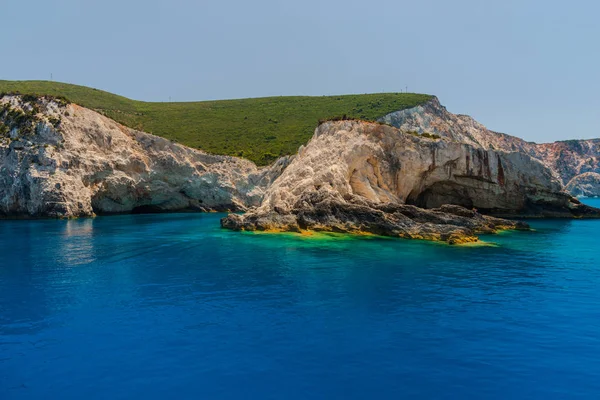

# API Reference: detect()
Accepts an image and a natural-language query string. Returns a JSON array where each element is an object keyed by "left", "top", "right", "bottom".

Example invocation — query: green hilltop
[{"left": 0, "top": 80, "right": 433, "bottom": 165}]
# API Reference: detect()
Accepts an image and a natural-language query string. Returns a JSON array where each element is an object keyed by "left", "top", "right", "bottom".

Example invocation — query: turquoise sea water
[{"left": 1, "top": 199, "right": 600, "bottom": 399}]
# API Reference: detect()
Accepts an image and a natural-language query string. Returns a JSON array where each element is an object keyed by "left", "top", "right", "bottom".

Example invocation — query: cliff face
[
  {"left": 221, "top": 121, "right": 597, "bottom": 243},
  {"left": 380, "top": 97, "right": 600, "bottom": 195},
  {"left": 257, "top": 121, "right": 578, "bottom": 216},
  {"left": 0, "top": 96, "right": 288, "bottom": 218}
]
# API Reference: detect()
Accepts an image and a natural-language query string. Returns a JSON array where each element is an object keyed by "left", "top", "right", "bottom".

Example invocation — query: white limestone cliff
[
  {"left": 0, "top": 96, "right": 288, "bottom": 217},
  {"left": 256, "top": 120, "right": 579, "bottom": 217}
]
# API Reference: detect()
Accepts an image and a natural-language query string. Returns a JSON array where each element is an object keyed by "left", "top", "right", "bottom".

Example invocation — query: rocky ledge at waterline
[
  {"left": 222, "top": 190, "right": 530, "bottom": 245},
  {"left": 222, "top": 120, "right": 599, "bottom": 243},
  {"left": 0, "top": 95, "right": 289, "bottom": 217}
]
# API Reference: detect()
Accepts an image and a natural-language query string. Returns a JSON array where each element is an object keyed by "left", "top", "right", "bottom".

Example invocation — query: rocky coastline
[
  {"left": 220, "top": 120, "right": 599, "bottom": 243},
  {"left": 2, "top": 94, "right": 600, "bottom": 244}
]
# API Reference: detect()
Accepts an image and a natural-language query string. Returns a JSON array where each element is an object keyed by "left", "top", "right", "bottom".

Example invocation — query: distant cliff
[
  {"left": 380, "top": 97, "right": 600, "bottom": 196},
  {"left": 566, "top": 172, "right": 600, "bottom": 197}
]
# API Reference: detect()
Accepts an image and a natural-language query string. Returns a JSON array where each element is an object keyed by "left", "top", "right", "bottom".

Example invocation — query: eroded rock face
[
  {"left": 221, "top": 120, "right": 598, "bottom": 243},
  {"left": 0, "top": 96, "right": 289, "bottom": 218},
  {"left": 256, "top": 121, "right": 589, "bottom": 217},
  {"left": 380, "top": 97, "right": 600, "bottom": 196}
]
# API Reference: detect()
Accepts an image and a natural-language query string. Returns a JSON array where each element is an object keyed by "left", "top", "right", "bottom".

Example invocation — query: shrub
[
  {"left": 404, "top": 130, "right": 440, "bottom": 140},
  {"left": 421, "top": 132, "right": 441, "bottom": 140},
  {"left": 22, "top": 94, "right": 39, "bottom": 103},
  {"left": 48, "top": 116, "right": 61, "bottom": 128},
  {"left": 259, "top": 151, "right": 279, "bottom": 165}
]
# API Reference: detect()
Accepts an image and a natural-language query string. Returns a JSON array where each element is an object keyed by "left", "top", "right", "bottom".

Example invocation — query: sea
[{"left": 1, "top": 199, "right": 600, "bottom": 399}]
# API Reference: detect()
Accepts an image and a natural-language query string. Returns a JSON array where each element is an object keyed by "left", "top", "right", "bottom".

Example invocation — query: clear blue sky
[{"left": 3, "top": 0, "right": 599, "bottom": 143}]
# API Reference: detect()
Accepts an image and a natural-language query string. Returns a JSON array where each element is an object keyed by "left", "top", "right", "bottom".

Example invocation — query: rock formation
[
  {"left": 221, "top": 120, "right": 598, "bottom": 243},
  {"left": 0, "top": 95, "right": 289, "bottom": 218},
  {"left": 3, "top": 94, "right": 599, "bottom": 245},
  {"left": 565, "top": 172, "right": 600, "bottom": 198},
  {"left": 221, "top": 188, "right": 530, "bottom": 244},
  {"left": 380, "top": 97, "right": 600, "bottom": 196}
]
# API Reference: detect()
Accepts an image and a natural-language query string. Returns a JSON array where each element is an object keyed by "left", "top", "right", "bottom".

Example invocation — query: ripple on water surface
[{"left": 1, "top": 200, "right": 600, "bottom": 399}]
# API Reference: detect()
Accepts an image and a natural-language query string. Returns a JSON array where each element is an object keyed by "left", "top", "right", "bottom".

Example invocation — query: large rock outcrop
[
  {"left": 0, "top": 96, "right": 289, "bottom": 218},
  {"left": 221, "top": 120, "right": 598, "bottom": 243},
  {"left": 221, "top": 188, "right": 530, "bottom": 244},
  {"left": 380, "top": 97, "right": 600, "bottom": 196}
]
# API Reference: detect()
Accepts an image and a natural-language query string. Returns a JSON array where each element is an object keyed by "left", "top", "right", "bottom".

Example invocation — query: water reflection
[{"left": 55, "top": 219, "right": 96, "bottom": 266}]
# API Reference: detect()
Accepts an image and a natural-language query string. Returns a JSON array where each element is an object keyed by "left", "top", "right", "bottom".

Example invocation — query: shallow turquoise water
[{"left": 1, "top": 199, "right": 600, "bottom": 399}]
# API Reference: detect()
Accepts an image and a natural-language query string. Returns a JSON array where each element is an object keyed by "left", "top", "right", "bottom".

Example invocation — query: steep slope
[
  {"left": 0, "top": 80, "right": 432, "bottom": 165},
  {"left": 0, "top": 95, "right": 288, "bottom": 217},
  {"left": 380, "top": 97, "right": 600, "bottom": 195},
  {"left": 222, "top": 121, "right": 598, "bottom": 243}
]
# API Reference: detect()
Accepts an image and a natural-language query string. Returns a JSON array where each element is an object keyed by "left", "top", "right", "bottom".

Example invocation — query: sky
[{"left": 2, "top": 0, "right": 599, "bottom": 143}]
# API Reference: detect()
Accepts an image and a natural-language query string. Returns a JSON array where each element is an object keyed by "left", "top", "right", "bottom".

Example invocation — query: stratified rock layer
[{"left": 0, "top": 96, "right": 288, "bottom": 217}]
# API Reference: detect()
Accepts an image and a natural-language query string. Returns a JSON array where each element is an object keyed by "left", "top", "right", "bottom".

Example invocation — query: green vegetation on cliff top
[{"left": 0, "top": 80, "right": 433, "bottom": 165}]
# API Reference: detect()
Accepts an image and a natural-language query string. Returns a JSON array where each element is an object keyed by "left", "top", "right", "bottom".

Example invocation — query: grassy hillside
[{"left": 0, "top": 80, "right": 433, "bottom": 165}]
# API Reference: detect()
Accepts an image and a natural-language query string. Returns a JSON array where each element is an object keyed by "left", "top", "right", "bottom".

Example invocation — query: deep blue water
[{"left": 1, "top": 200, "right": 600, "bottom": 399}]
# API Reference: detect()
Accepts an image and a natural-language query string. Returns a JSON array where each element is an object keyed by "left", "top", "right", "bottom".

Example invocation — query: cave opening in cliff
[
  {"left": 91, "top": 204, "right": 168, "bottom": 215},
  {"left": 130, "top": 205, "right": 166, "bottom": 214},
  {"left": 408, "top": 181, "right": 475, "bottom": 209}
]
